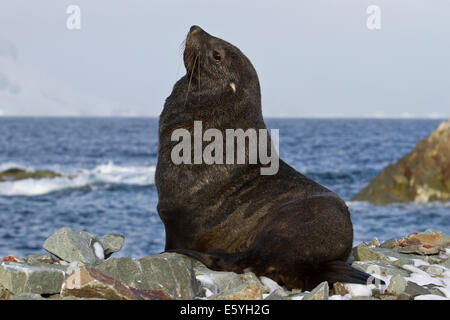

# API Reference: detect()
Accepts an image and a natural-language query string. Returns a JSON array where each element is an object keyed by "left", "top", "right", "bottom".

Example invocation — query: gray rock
[
  {"left": 421, "top": 265, "right": 445, "bottom": 277},
  {"left": 95, "top": 253, "right": 199, "bottom": 299},
  {"left": 303, "top": 281, "right": 329, "bottom": 300},
  {"left": 404, "top": 281, "right": 431, "bottom": 297},
  {"left": 429, "top": 287, "right": 447, "bottom": 297},
  {"left": 351, "top": 296, "right": 380, "bottom": 300},
  {"left": 380, "top": 238, "right": 397, "bottom": 249},
  {"left": 26, "top": 254, "right": 55, "bottom": 265},
  {"left": 440, "top": 258, "right": 450, "bottom": 269},
  {"left": 263, "top": 291, "right": 286, "bottom": 300},
  {"left": 62, "top": 266, "right": 174, "bottom": 300},
  {"left": 10, "top": 293, "right": 46, "bottom": 300},
  {"left": 352, "top": 261, "right": 410, "bottom": 278},
  {"left": 398, "top": 244, "right": 440, "bottom": 255},
  {"left": 396, "top": 292, "right": 413, "bottom": 300},
  {"left": 378, "top": 295, "right": 396, "bottom": 300},
  {"left": 385, "top": 275, "right": 407, "bottom": 296},
  {"left": 0, "top": 283, "right": 11, "bottom": 300},
  {"left": 208, "top": 281, "right": 264, "bottom": 300},
  {"left": 99, "top": 234, "right": 125, "bottom": 258},
  {"left": 427, "top": 255, "right": 447, "bottom": 265},
  {"left": 352, "top": 242, "right": 427, "bottom": 267},
  {"left": 194, "top": 265, "right": 265, "bottom": 298},
  {"left": 43, "top": 227, "right": 105, "bottom": 265},
  {"left": 0, "top": 261, "right": 70, "bottom": 295}
]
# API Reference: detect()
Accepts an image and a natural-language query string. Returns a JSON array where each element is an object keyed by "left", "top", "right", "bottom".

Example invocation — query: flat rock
[
  {"left": 396, "top": 292, "right": 413, "bottom": 300},
  {"left": 0, "top": 261, "right": 70, "bottom": 295},
  {"left": 61, "top": 267, "right": 174, "bottom": 300},
  {"left": 352, "top": 242, "right": 427, "bottom": 267},
  {"left": 194, "top": 265, "right": 266, "bottom": 298},
  {"left": 208, "top": 281, "right": 264, "bottom": 300},
  {"left": 351, "top": 296, "right": 380, "bottom": 300},
  {"left": 263, "top": 291, "right": 287, "bottom": 300},
  {"left": 421, "top": 265, "right": 445, "bottom": 277},
  {"left": 43, "top": 227, "right": 105, "bottom": 265},
  {"left": 303, "top": 281, "right": 329, "bottom": 300},
  {"left": 352, "top": 261, "right": 410, "bottom": 278},
  {"left": 398, "top": 244, "right": 440, "bottom": 255},
  {"left": 95, "top": 253, "right": 199, "bottom": 299},
  {"left": 10, "top": 293, "right": 46, "bottom": 300},
  {"left": 404, "top": 281, "right": 431, "bottom": 297},
  {"left": 419, "top": 229, "right": 450, "bottom": 246},
  {"left": 26, "top": 254, "right": 55, "bottom": 265}
]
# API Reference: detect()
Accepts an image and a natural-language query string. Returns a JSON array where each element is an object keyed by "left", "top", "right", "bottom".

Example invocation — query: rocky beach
[
  {"left": 1, "top": 227, "right": 450, "bottom": 300},
  {"left": 1, "top": 119, "right": 449, "bottom": 301}
]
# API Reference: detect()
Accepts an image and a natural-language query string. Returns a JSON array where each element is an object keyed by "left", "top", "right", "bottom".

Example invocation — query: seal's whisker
[
  {"left": 198, "top": 54, "right": 201, "bottom": 93},
  {"left": 179, "top": 39, "right": 186, "bottom": 56},
  {"left": 184, "top": 54, "right": 198, "bottom": 107}
]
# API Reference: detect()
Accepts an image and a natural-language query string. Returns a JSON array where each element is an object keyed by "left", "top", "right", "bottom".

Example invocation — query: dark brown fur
[{"left": 155, "top": 26, "right": 374, "bottom": 290}]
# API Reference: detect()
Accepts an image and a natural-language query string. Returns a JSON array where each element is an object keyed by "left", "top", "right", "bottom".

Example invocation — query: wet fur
[{"left": 156, "top": 26, "right": 375, "bottom": 290}]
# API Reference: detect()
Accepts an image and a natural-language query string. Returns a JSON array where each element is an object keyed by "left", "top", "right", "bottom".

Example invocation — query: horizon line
[{"left": 0, "top": 115, "right": 448, "bottom": 120}]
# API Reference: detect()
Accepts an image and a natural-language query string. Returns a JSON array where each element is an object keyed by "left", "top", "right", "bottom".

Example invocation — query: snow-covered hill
[{"left": 0, "top": 39, "right": 135, "bottom": 117}]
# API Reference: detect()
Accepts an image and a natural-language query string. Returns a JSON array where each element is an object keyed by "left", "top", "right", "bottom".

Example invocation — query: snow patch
[{"left": 415, "top": 294, "right": 449, "bottom": 300}]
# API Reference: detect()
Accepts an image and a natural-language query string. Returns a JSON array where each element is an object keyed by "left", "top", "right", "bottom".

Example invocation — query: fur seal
[{"left": 155, "top": 26, "right": 376, "bottom": 290}]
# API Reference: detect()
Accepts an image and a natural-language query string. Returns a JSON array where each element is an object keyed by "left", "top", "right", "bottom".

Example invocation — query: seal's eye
[{"left": 212, "top": 50, "right": 222, "bottom": 61}]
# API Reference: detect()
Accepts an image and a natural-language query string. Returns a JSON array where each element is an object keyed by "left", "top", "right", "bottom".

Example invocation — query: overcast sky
[{"left": 0, "top": 0, "right": 449, "bottom": 118}]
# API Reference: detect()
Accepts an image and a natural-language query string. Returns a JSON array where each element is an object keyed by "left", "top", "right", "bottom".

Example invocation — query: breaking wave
[{"left": 0, "top": 162, "right": 155, "bottom": 196}]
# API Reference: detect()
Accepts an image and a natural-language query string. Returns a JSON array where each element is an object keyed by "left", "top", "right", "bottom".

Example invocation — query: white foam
[{"left": 0, "top": 161, "right": 156, "bottom": 196}]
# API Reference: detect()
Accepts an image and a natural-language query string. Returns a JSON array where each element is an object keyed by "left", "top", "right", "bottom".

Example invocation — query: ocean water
[{"left": 0, "top": 117, "right": 449, "bottom": 258}]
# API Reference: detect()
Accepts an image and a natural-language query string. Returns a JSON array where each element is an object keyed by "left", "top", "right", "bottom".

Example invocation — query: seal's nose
[{"left": 189, "top": 25, "right": 201, "bottom": 34}]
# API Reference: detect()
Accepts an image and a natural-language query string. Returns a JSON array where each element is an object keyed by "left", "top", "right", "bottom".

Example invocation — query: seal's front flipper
[
  {"left": 318, "top": 260, "right": 385, "bottom": 286},
  {"left": 165, "top": 248, "right": 242, "bottom": 273}
]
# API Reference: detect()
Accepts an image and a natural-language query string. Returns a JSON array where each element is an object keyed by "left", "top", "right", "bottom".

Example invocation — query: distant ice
[{"left": 0, "top": 38, "right": 139, "bottom": 117}]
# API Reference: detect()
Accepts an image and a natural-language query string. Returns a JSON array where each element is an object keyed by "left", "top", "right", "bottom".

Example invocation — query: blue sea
[{"left": 0, "top": 117, "right": 449, "bottom": 258}]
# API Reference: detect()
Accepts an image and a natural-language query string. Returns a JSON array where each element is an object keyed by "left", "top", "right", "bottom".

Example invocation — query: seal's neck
[{"left": 160, "top": 75, "right": 265, "bottom": 134}]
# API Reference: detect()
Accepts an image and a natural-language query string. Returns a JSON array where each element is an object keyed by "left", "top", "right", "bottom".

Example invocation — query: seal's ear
[{"left": 230, "top": 82, "right": 236, "bottom": 93}]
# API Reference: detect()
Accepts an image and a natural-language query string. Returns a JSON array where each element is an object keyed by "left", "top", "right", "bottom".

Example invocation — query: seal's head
[{"left": 183, "top": 25, "right": 259, "bottom": 97}]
